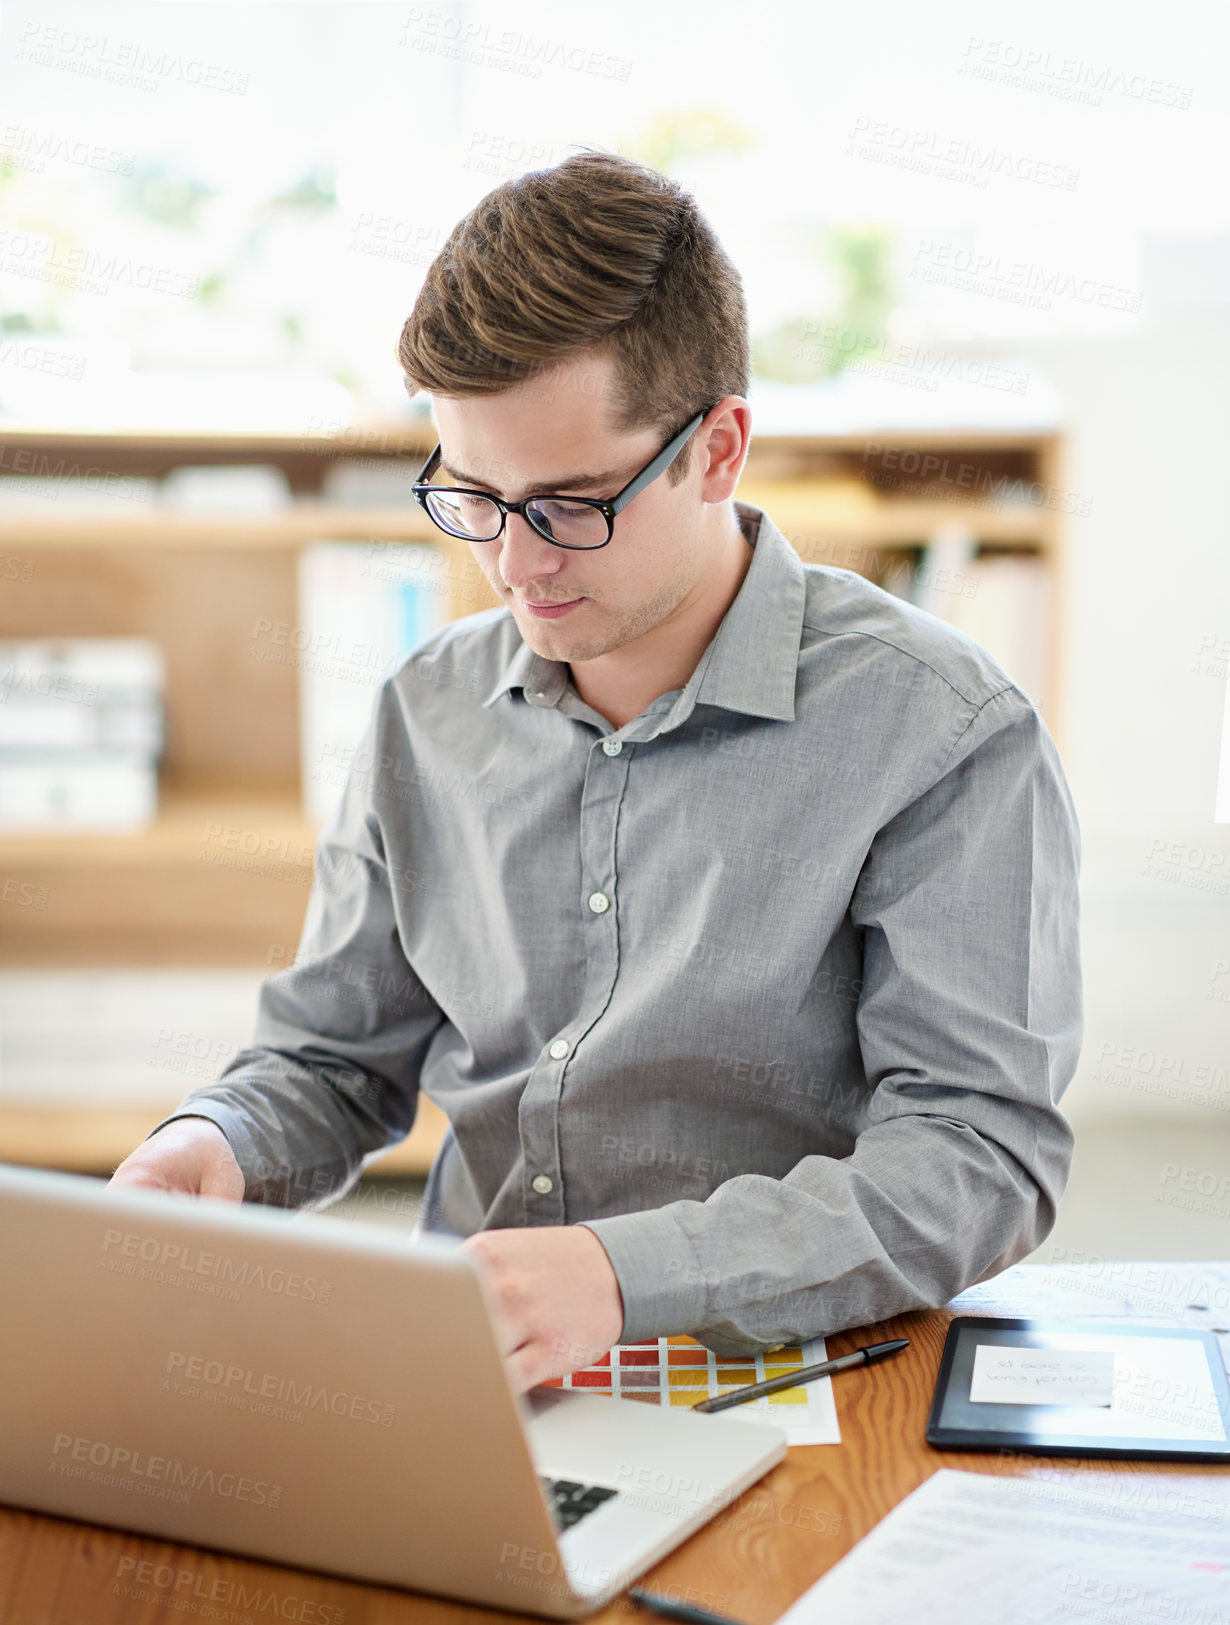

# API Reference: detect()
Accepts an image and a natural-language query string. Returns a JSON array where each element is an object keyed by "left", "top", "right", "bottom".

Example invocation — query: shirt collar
[{"left": 479, "top": 501, "right": 807, "bottom": 726}]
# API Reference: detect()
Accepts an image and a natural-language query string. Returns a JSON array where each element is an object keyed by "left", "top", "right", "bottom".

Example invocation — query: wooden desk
[{"left": 2, "top": 1263, "right": 1228, "bottom": 1624}]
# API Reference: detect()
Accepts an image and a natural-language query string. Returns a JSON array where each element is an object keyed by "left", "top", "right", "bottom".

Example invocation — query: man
[{"left": 111, "top": 151, "right": 1082, "bottom": 1395}]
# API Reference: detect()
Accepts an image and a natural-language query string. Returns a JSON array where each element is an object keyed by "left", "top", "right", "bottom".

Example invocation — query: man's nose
[{"left": 497, "top": 511, "right": 568, "bottom": 593}]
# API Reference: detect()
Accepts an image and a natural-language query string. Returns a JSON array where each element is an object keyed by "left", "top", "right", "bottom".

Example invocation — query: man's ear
[{"left": 697, "top": 396, "right": 751, "bottom": 504}]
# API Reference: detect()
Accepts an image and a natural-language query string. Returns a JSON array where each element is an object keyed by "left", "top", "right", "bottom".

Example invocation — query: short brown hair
[{"left": 397, "top": 150, "right": 748, "bottom": 483}]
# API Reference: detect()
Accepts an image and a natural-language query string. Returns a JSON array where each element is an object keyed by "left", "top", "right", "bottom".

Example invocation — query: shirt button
[
  {"left": 587, "top": 891, "right": 611, "bottom": 914},
  {"left": 602, "top": 738, "right": 623, "bottom": 756},
  {"left": 548, "top": 1039, "right": 570, "bottom": 1060},
  {"left": 531, "top": 1174, "right": 554, "bottom": 1195}
]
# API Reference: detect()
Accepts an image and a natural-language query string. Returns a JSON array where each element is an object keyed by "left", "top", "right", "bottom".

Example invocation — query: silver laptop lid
[{"left": 0, "top": 1162, "right": 574, "bottom": 1612}]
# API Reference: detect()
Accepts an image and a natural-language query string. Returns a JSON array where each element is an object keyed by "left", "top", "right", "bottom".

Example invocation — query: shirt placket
[{"left": 516, "top": 729, "right": 632, "bottom": 1225}]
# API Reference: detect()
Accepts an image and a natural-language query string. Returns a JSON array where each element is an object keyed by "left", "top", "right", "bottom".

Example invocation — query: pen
[
  {"left": 692, "top": 1337, "right": 910, "bottom": 1413},
  {"left": 628, "top": 1586, "right": 747, "bottom": 1625}
]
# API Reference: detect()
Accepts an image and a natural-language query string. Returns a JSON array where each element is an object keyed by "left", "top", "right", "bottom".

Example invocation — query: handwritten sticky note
[{"left": 969, "top": 1344, "right": 1115, "bottom": 1407}]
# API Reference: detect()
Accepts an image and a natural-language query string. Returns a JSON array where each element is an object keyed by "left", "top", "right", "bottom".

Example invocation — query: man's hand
[
  {"left": 461, "top": 1225, "right": 625, "bottom": 1395},
  {"left": 108, "top": 1118, "right": 245, "bottom": 1202}
]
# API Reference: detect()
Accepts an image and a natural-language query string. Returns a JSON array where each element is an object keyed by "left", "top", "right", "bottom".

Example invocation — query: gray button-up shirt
[{"left": 152, "top": 501, "right": 1082, "bottom": 1355}]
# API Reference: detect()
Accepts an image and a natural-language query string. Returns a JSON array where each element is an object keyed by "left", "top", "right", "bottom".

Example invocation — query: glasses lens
[
  {"left": 524, "top": 498, "right": 610, "bottom": 548},
  {"left": 425, "top": 489, "right": 502, "bottom": 540}
]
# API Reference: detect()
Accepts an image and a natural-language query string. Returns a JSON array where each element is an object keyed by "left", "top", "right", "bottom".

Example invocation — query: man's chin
[
  {"left": 512, "top": 599, "right": 588, "bottom": 636},
  {"left": 515, "top": 609, "right": 617, "bottom": 666}
]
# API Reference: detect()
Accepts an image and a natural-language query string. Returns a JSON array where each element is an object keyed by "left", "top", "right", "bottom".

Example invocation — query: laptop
[{"left": 0, "top": 1162, "right": 786, "bottom": 1617}]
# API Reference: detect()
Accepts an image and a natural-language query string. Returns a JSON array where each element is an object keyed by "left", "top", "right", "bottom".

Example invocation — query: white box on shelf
[
  {"left": 297, "top": 541, "right": 444, "bottom": 827},
  {"left": 0, "top": 755, "right": 158, "bottom": 831},
  {"left": 0, "top": 639, "right": 164, "bottom": 830}
]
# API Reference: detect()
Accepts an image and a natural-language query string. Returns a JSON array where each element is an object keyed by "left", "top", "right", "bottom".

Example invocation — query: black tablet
[{"left": 926, "top": 1316, "right": 1230, "bottom": 1462}]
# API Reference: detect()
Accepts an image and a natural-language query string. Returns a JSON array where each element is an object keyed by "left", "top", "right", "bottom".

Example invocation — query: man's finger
[
  {"left": 109, "top": 1157, "right": 180, "bottom": 1193},
  {"left": 506, "top": 1332, "right": 601, "bottom": 1393},
  {"left": 505, "top": 1339, "right": 552, "bottom": 1395},
  {"left": 112, "top": 1169, "right": 173, "bottom": 1192}
]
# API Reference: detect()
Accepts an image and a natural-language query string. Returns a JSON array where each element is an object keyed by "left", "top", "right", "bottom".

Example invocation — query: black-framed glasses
[{"left": 411, "top": 405, "right": 713, "bottom": 549}]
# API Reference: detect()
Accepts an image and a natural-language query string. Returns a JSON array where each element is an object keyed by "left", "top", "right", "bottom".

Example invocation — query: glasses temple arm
[
  {"left": 607, "top": 410, "right": 708, "bottom": 515},
  {"left": 413, "top": 444, "right": 443, "bottom": 484}
]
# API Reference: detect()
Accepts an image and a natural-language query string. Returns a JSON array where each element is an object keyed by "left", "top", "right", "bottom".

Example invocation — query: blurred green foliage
[{"left": 753, "top": 225, "right": 896, "bottom": 383}]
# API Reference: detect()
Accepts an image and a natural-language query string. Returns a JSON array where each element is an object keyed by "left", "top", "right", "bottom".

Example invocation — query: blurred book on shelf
[
  {"left": 158, "top": 464, "right": 292, "bottom": 514},
  {"left": 320, "top": 459, "right": 420, "bottom": 507},
  {"left": 900, "top": 529, "right": 1051, "bottom": 715},
  {"left": 952, "top": 552, "right": 1050, "bottom": 713},
  {"left": 0, "top": 640, "right": 164, "bottom": 831},
  {"left": 0, "top": 967, "right": 263, "bottom": 1105},
  {"left": 298, "top": 541, "right": 444, "bottom": 827}
]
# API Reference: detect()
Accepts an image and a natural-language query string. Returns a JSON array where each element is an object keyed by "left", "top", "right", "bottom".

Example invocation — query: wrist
[{"left": 575, "top": 1223, "right": 627, "bottom": 1345}]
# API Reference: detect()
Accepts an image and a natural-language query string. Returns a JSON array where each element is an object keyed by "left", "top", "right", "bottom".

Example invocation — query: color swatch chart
[{"left": 542, "top": 1334, "right": 841, "bottom": 1445}]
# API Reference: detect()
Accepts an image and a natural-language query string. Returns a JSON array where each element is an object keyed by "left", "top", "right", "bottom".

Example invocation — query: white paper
[
  {"left": 775, "top": 1468, "right": 1230, "bottom": 1625},
  {"left": 969, "top": 1343, "right": 1115, "bottom": 1406}
]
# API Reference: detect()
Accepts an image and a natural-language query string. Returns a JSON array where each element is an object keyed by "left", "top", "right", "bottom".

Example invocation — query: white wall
[{"left": 956, "top": 239, "right": 1230, "bottom": 1134}]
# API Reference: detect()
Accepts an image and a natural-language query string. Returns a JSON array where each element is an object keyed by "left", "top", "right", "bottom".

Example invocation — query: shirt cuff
[{"left": 578, "top": 1204, "right": 709, "bottom": 1343}]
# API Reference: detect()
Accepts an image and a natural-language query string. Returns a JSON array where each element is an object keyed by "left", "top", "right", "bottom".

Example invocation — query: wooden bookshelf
[
  {"left": 0, "top": 1096, "right": 450, "bottom": 1178},
  {"left": 0, "top": 420, "right": 1064, "bottom": 1171}
]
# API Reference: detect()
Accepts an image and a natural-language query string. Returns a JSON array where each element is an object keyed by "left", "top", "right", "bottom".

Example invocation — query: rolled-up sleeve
[
  {"left": 582, "top": 686, "right": 1082, "bottom": 1351},
  {"left": 147, "top": 680, "right": 446, "bottom": 1206}
]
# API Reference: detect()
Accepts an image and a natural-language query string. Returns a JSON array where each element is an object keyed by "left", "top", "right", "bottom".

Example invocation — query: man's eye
[{"left": 536, "top": 499, "right": 593, "bottom": 519}]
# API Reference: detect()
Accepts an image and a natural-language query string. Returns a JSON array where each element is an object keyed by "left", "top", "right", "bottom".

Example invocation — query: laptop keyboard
[{"left": 541, "top": 1476, "right": 619, "bottom": 1531}]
